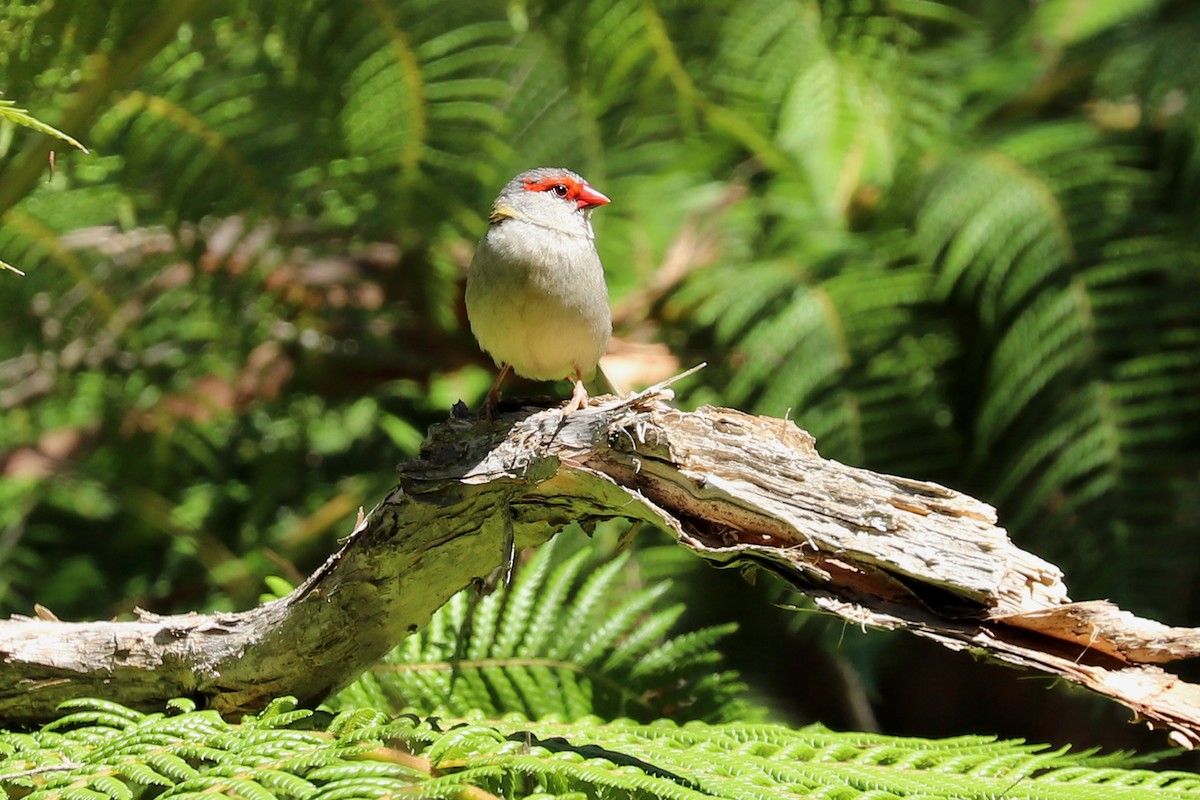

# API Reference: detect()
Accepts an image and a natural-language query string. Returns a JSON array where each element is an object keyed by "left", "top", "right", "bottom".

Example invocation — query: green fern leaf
[
  {"left": 329, "top": 537, "right": 751, "bottom": 723},
  {"left": 0, "top": 99, "right": 88, "bottom": 151},
  {"left": 9, "top": 706, "right": 1199, "bottom": 800}
]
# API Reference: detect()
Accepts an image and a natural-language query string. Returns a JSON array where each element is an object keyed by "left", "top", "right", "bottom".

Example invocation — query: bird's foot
[
  {"left": 480, "top": 394, "right": 499, "bottom": 422},
  {"left": 562, "top": 377, "right": 589, "bottom": 416},
  {"left": 480, "top": 363, "right": 512, "bottom": 421}
]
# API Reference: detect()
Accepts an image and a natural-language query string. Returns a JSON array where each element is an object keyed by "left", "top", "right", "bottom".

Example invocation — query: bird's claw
[{"left": 562, "top": 377, "right": 589, "bottom": 415}]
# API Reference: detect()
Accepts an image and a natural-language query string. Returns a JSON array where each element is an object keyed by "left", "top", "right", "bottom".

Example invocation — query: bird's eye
[{"left": 551, "top": 184, "right": 569, "bottom": 197}]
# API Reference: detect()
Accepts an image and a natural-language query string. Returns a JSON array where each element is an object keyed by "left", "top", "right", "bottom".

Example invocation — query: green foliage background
[{"left": 2, "top": 0, "right": 1199, "bottom": 757}]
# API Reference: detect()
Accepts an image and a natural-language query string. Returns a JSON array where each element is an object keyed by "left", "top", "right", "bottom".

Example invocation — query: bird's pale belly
[{"left": 471, "top": 290, "right": 607, "bottom": 381}]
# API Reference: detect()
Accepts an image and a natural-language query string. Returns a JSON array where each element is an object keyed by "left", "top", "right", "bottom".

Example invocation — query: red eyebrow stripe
[
  {"left": 522, "top": 176, "right": 584, "bottom": 200},
  {"left": 522, "top": 175, "right": 611, "bottom": 208}
]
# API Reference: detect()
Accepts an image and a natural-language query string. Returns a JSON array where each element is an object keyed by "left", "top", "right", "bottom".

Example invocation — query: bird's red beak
[{"left": 576, "top": 184, "right": 610, "bottom": 209}]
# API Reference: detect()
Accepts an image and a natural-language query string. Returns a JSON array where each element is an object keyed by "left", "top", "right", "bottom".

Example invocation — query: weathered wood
[{"left": 3, "top": 384, "right": 1199, "bottom": 746}]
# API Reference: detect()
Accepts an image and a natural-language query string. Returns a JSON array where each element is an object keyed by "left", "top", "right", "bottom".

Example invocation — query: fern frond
[
  {"left": 8, "top": 702, "right": 1199, "bottom": 800},
  {"left": 1088, "top": 4, "right": 1200, "bottom": 210},
  {"left": 329, "top": 536, "right": 753, "bottom": 724},
  {"left": 0, "top": 99, "right": 88, "bottom": 152},
  {"left": 1033, "top": 0, "right": 1163, "bottom": 48},
  {"left": 979, "top": 234, "right": 1200, "bottom": 607}
]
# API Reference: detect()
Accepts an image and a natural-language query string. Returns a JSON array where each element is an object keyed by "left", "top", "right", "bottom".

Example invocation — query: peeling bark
[{"left": 3, "top": 384, "right": 1199, "bottom": 746}]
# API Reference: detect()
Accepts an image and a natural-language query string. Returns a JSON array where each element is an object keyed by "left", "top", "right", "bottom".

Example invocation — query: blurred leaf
[{"left": 0, "top": 98, "right": 89, "bottom": 152}]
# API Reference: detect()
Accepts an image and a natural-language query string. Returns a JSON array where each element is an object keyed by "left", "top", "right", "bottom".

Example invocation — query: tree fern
[
  {"left": 914, "top": 119, "right": 1200, "bottom": 609},
  {"left": 1087, "top": 2, "right": 1200, "bottom": 211},
  {"left": 329, "top": 535, "right": 754, "bottom": 724},
  {"left": 664, "top": 2, "right": 1200, "bottom": 622},
  {"left": 4, "top": 697, "right": 1199, "bottom": 800}
]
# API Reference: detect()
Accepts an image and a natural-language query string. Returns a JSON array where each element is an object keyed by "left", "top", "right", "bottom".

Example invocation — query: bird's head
[{"left": 488, "top": 167, "right": 610, "bottom": 230}]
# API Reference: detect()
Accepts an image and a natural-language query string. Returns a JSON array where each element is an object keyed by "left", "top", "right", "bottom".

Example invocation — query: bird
[{"left": 465, "top": 167, "right": 613, "bottom": 416}]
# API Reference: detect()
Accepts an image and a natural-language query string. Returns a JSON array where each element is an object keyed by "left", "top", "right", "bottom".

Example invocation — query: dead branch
[{"left": 3, "top": 382, "right": 1199, "bottom": 746}]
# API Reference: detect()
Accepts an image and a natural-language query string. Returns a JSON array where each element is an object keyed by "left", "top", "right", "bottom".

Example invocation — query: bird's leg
[
  {"left": 563, "top": 368, "right": 590, "bottom": 415},
  {"left": 482, "top": 363, "right": 512, "bottom": 420}
]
